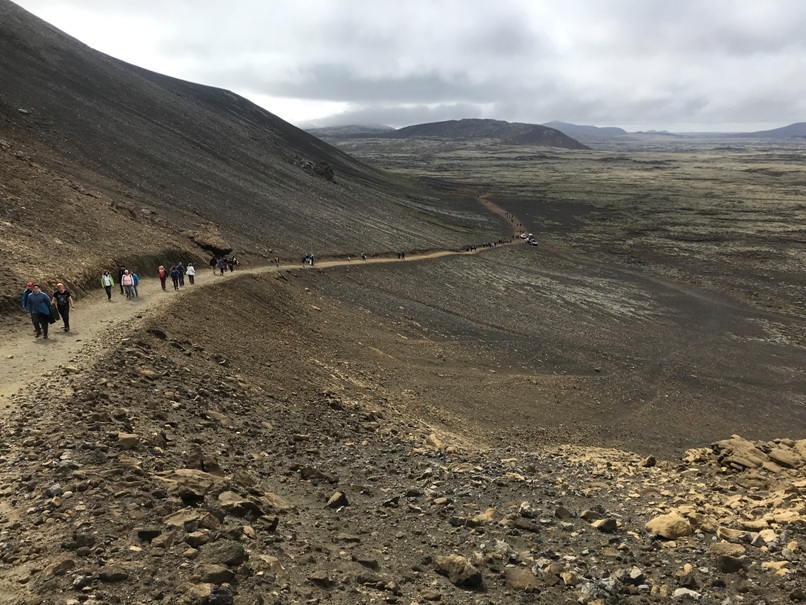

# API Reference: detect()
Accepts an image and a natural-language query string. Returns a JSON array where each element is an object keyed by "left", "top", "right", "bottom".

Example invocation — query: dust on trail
[{"left": 0, "top": 246, "right": 512, "bottom": 414}]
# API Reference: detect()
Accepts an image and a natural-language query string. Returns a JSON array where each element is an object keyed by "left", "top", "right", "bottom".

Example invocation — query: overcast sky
[{"left": 13, "top": 0, "right": 806, "bottom": 132}]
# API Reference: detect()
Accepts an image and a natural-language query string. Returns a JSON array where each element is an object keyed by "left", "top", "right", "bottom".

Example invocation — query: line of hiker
[
  {"left": 210, "top": 255, "right": 238, "bottom": 275},
  {"left": 157, "top": 262, "right": 197, "bottom": 291},
  {"left": 103, "top": 266, "right": 143, "bottom": 300},
  {"left": 20, "top": 282, "right": 75, "bottom": 340}
]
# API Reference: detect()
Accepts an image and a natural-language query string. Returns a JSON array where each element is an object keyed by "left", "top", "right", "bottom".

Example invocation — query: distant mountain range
[
  {"left": 741, "top": 122, "right": 806, "bottom": 139},
  {"left": 305, "top": 124, "right": 396, "bottom": 138},
  {"left": 542, "top": 121, "right": 627, "bottom": 137},
  {"left": 309, "top": 119, "right": 589, "bottom": 150},
  {"left": 310, "top": 120, "right": 806, "bottom": 142}
]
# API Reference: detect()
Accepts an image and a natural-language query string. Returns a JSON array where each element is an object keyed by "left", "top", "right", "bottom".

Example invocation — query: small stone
[
  {"left": 715, "top": 555, "right": 744, "bottom": 573},
  {"left": 789, "top": 588, "right": 805, "bottom": 601},
  {"left": 43, "top": 558, "right": 75, "bottom": 576},
  {"left": 673, "top": 587, "right": 702, "bottom": 601},
  {"left": 207, "top": 585, "right": 235, "bottom": 605},
  {"left": 707, "top": 542, "right": 745, "bottom": 557},
  {"left": 99, "top": 566, "right": 129, "bottom": 582},
  {"left": 554, "top": 505, "right": 574, "bottom": 519},
  {"left": 309, "top": 569, "right": 332, "bottom": 587},
  {"left": 136, "top": 528, "right": 162, "bottom": 542},
  {"left": 197, "top": 564, "right": 235, "bottom": 584},
  {"left": 640, "top": 455, "right": 657, "bottom": 467},
  {"left": 325, "top": 491, "right": 348, "bottom": 508},
  {"left": 185, "top": 530, "right": 210, "bottom": 548},
  {"left": 592, "top": 518, "right": 618, "bottom": 533},
  {"left": 505, "top": 567, "right": 539, "bottom": 591},
  {"left": 117, "top": 433, "right": 139, "bottom": 449},
  {"left": 434, "top": 554, "right": 483, "bottom": 589},
  {"left": 425, "top": 434, "right": 443, "bottom": 449}
]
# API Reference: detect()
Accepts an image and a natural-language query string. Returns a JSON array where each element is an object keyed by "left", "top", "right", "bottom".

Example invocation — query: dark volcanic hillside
[
  {"left": 388, "top": 118, "right": 590, "bottom": 149},
  {"left": 0, "top": 1, "right": 503, "bottom": 310}
]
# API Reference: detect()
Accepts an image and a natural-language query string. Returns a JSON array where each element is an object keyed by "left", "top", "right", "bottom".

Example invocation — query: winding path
[{"left": 0, "top": 241, "right": 521, "bottom": 413}]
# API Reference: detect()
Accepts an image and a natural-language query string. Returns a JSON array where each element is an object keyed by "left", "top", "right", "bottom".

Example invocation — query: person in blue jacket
[{"left": 26, "top": 284, "right": 52, "bottom": 339}]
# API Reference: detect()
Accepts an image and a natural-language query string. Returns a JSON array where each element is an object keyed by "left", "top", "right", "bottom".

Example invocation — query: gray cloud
[{"left": 14, "top": 0, "right": 806, "bottom": 130}]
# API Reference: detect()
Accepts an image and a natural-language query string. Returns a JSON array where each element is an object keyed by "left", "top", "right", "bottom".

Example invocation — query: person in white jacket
[{"left": 186, "top": 263, "right": 196, "bottom": 285}]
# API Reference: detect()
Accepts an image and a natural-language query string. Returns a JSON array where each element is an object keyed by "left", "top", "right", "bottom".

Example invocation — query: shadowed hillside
[{"left": 0, "top": 0, "right": 503, "bottom": 310}]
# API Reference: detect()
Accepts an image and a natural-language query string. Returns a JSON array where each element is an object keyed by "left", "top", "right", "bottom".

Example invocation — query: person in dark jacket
[
  {"left": 169, "top": 266, "right": 181, "bottom": 290},
  {"left": 52, "top": 283, "right": 75, "bottom": 332},
  {"left": 21, "top": 282, "right": 33, "bottom": 310},
  {"left": 176, "top": 262, "right": 186, "bottom": 287},
  {"left": 21, "top": 282, "right": 37, "bottom": 334},
  {"left": 26, "top": 284, "right": 51, "bottom": 339}
]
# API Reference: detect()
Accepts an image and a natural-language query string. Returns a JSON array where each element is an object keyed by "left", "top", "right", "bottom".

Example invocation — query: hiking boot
[
  {"left": 43, "top": 334, "right": 48, "bottom": 339},
  {"left": 35, "top": 331, "right": 41, "bottom": 338}
]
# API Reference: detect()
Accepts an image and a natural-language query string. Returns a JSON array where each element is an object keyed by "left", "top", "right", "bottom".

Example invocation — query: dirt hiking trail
[{"left": 0, "top": 245, "right": 514, "bottom": 414}]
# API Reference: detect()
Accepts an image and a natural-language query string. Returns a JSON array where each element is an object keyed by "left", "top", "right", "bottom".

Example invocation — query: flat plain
[{"left": 300, "top": 134, "right": 806, "bottom": 455}]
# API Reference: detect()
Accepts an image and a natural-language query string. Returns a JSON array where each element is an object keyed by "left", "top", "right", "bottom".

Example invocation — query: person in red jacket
[{"left": 158, "top": 265, "right": 167, "bottom": 291}]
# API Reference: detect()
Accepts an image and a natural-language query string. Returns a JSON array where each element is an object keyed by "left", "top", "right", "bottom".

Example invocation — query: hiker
[
  {"left": 117, "top": 266, "right": 126, "bottom": 295},
  {"left": 186, "top": 263, "right": 196, "bottom": 285},
  {"left": 131, "top": 271, "right": 140, "bottom": 297},
  {"left": 158, "top": 265, "right": 167, "bottom": 291},
  {"left": 274, "top": 257, "right": 280, "bottom": 267},
  {"left": 210, "top": 256, "right": 217, "bottom": 273},
  {"left": 217, "top": 258, "right": 227, "bottom": 275},
  {"left": 21, "top": 282, "right": 37, "bottom": 333},
  {"left": 21, "top": 282, "right": 34, "bottom": 310},
  {"left": 121, "top": 270, "right": 135, "bottom": 299},
  {"left": 52, "top": 282, "right": 75, "bottom": 332},
  {"left": 101, "top": 271, "right": 114, "bottom": 300},
  {"left": 176, "top": 262, "right": 186, "bottom": 287},
  {"left": 26, "top": 284, "right": 51, "bottom": 339},
  {"left": 169, "top": 266, "right": 181, "bottom": 290},
  {"left": 227, "top": 256, "right": 237, "bottom": 272},
  {"left": 360, "top": 252, "right": 366, "bottom": 261}
]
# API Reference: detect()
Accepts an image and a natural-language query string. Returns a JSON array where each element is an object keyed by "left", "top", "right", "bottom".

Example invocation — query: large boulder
[
  {"left": 646, "top": 512, "right": 693, "bottom": 539},
  {"left": 192, "top": 230, "right": 233, "bottom": 256},
  {"left": 434, "top": 554, "right": 483, "bottom": 589}
]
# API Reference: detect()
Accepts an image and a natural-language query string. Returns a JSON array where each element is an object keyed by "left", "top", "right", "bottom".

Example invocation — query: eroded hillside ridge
[
  {"left": 0, "top": 274, "right": 803, "bottom": 605},
  {"left": 0, "top": 139, "right": 209, "bottom": 315},
  {"left": 0, "top": 0, "right": 504, "bottom": 312}
]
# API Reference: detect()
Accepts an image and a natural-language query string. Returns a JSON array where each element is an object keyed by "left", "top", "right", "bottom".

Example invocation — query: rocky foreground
[{"left": 0, "top": 276, "right": 803, "bottom": 605}]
